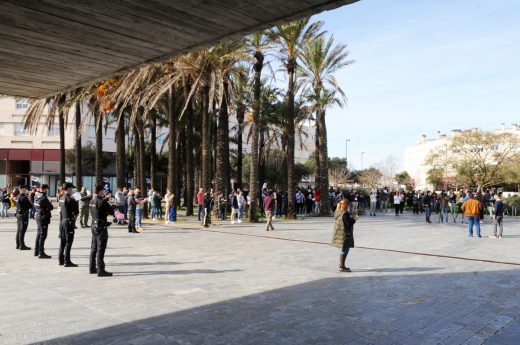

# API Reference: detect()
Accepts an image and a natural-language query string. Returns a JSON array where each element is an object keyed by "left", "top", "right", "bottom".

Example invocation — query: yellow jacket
[{"left": 461, "top": 198, "right": 482, "bottom": 217}]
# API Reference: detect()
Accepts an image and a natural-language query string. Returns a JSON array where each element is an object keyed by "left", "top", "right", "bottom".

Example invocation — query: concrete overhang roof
[{"left": 0, "top": 0, "right": 358, "bottom": 98}]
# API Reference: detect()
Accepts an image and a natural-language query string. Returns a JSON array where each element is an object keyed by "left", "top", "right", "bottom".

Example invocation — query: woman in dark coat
[{"left": 331, "top": 199, "right": 356, "bottom": 272}]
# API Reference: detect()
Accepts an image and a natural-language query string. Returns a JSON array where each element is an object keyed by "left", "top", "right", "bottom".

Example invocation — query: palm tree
[
  {"left": 270, "top": 18, "right": 324, "bottom": 219},
  {"left": 300, "top": 34, "right": 352, "bottom": 215},
  {"left": 74, "top": 100, "right": 83, "bottom": 190},
  {"left": 246, "top": 30, "right": 271, "bottom": 221}
]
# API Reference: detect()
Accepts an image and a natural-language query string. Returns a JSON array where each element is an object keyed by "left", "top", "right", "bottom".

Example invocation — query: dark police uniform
[
  {"left": 34, "top": 191, "right": 54, "bottom": 257},
  {"left": 89, "top": 195, "right": 114, "bottom": 275},
  {"left": 58, "top": 191, "right": 79, "bottom": 265},
  {"left": 15, "top": 191, "right": 33, "bottom": 250}
]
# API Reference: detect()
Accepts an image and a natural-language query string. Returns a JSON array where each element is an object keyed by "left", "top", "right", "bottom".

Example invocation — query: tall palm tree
[
  {"left": 74, "top": 100, "right": 83, "bottom": 190},
  {"left": 300, "top": 34, "right": 352, "bottom": 215},
  {"left": 270, "top": 18, "right": 324, "bottom": 219},
  {"left": 246, "top": 30, "right": 272, "bottom": 221}
]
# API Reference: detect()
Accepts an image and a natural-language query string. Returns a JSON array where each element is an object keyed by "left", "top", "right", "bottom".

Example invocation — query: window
[
  {"left": 88, "top": 125, "right": 96, "bottom": 139},
  {"left": 15, "top": 99, "right": 29, "bottom": 109},
  {"left": 490, "top": 144, "right": 499, "bottom": 151},
  {"left": 14, "top": 123, "right": 30, "bottom": 136},
  {"left": 47, "top": 124, "right": 60, "bottom": 136}
]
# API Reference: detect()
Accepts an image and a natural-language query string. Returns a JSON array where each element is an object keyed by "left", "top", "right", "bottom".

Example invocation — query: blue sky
[{"left": 313, "top": 0, "right": 520, "bottom": 170}]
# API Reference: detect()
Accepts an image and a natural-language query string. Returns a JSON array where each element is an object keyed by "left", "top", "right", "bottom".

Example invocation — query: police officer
[
  {"left": 89, "top": 184, "right": 114, "bottom": 277},
  {"left": 15, "top": 185, "right": 33, "bottom": 250},
  {"left": 79, "top": 187, "right": 92, "bottom": 228},
  {"left": 34, "top": 184, "right": 54, "bottom": 258},
  {"left": 58, "top": 182, "right": 79, "bottom": 267}
]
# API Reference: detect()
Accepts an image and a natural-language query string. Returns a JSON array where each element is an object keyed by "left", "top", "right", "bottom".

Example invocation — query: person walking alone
[
  {"left": 331, "top": 199, "right": 357, "bottom": 272},
  {"left": 490, "top": 193, "right": 504, "bottom": 239},
  {"left": 461, "top": 193, "right": 483, "bottom": 237},
  {"left": 126, "top": 189, "right": 138, "bottom": 233},
  {"left": 264, "top": 190, "right": 275, "bottom": 231},
  {"left": 423, "top": 191, "right": 432, "bottom": 223},
  {"left": 393, "top": 192, "right": 401, "bottom": 216}
]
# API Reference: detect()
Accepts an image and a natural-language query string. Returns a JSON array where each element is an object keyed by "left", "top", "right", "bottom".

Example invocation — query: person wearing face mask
[
  {"left": 89, "top": 184, "right": 115, "bottom": 277},
  {"left": 15, "top": 185, "right": 33, "bottom": 251},
  {"left": 34, "top": 184, "right": 54, "bottom": 258}
]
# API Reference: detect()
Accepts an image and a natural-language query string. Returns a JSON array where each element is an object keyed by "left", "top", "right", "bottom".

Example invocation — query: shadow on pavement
[
  {"left": 32, "top": 270, "right": 520, "bottom": 345},
  {"left": 115, "top": 269, "right": 242, "bottom": 276}
]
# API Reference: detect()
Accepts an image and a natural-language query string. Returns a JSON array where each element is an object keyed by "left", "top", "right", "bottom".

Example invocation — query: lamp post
[
  {"left": 361, "top": 152, "right": 365, "bottom": 170},
  {"left": 345, "top": 139, "right": 350, "bottom": 169}
]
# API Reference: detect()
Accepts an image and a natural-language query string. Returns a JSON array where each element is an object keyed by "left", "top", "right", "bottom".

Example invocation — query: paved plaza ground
[{"left": 1, "top": 210, "right": 519, "bottom": 345}]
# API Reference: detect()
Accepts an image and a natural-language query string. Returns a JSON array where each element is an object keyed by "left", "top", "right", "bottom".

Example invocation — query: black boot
[
  {"left": 339, "top": 254, "right": 351, "bottom": 272},
  {"left": 64, "top": 262, "right": 78, "bottom": 267},
  {"left": 39, "top": 253, "right": 52, "bottom": 259},
  {"left": 98, "top": 270, "right": 113, "bottom": 277},
  {"left": 20, "top": 245, "right": 31, "bottom": 250},
  {"left": 89, "top": 268, "right": 98, "bottom": 274}
]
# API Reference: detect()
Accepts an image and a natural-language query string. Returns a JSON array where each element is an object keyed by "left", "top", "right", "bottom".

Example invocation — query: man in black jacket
[
  {"left": 15, "top": 185, "right": 33, "bottom": 250},
  {"left": 58, "top": 182, "right": 79, "bottom": 267},
  {"left": 89, "top": 184, "right": 114, "bottom": 277},
  {"left": 34, "top": 184, "right": 54, "bottom": 258},
  {"left": 126, "top": 189, "right": 138, "bottom": 233}
]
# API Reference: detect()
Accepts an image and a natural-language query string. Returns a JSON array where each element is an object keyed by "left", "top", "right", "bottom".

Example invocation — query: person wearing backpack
[{"left": 1, "top": 189, "right": 11, "bottom": 218}]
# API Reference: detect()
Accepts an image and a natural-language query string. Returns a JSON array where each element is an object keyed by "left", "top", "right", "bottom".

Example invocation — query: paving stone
[{"left": 0, "top": 212, "right": 519, "bottom": 344}]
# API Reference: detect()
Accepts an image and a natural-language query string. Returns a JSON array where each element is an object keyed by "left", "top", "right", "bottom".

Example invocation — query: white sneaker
[
  {"left": 237, "top": 219, "right": 242, "bottom": 223},
  {"left": 231, "top": 221, "right": 236, "bottom": 225},
  {"left": 165, "top": 220, "right": 168, "bottom": 224},
  {"left": 489, "top": 235, "right": 497, "bottom": 239}
]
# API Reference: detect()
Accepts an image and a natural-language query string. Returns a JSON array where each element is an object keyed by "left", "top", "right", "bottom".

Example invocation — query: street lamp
[
  {"left": 361, "top": 152, "right": 365, "bottom": 170},
  {"left": 345, "top": 139, "right": 350, "bottom": 169}
]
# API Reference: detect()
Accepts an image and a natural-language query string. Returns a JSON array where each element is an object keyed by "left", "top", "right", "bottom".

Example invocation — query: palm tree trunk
[
  {"left": 185, "top": 98, "right": 195, "bottom": 216},
  {"left": 95, "top": 108, "right": 103, "bottom": 185},
  {"left": 286, "top": 59, "right": 297, "bottom": 219},
  {"left": 116, "top": 110, "right": 126, "bottom": 189},
  {"left": 314, "top": 113, "right": 321, "bottom": 188},
  {"left": 236, "top": 108, "right": 244, "bottom": 190},
  {"left": 317, "top": 110, "right": 330, "bottom": 216},
  {"left": 258, "top": 131, "right": 266, "bottom": 189},
  {"left": 248, "top": 51, "right": 264, "bottom": 222},
  {"left": 150, "top": 112, "right": 157, "bottom": 191},
  {"left": 167, "top": 85, "right": 176, "bottom": 195},
  {"left": 201, "top": 85, "right": 212, "bottom": 192},
  {"left": 133, "top": 127, "right": 140, "bottom": 188},
  {"left": 216, "top": 78, "right": 230, "bottom": 198},
  {"left": 75, "top": 101, "right": 82, "bottom": 190},
  {"left": 58, "top": 109, "right": 66, "bottom": 185},
  {"left": 138, "top": 117, "right": 146, "bottom": 194}
]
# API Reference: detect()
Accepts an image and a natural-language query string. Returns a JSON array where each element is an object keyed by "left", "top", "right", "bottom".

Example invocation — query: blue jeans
[
  {"left": 238, "top": 205, "right": 244, "bottom": 220},
  {"left": 425, "top": 206, "right": 431, "bottom": 221},
  {"left": 136, "top": 208, "right": 143, "bottom": 227},
  {"left": 441, "top": 206, "right": 448, "bottom": 222},
  {"left": 467, "top": 216, "right": 481, "bottom": 236},
  {"left": 151, "top": 206, "right": 158, "bottom": 219},
  {"left": 341, "top": 246, "right": 350, "bottom": 256},
  {"left": 169, "top": 207, "right": 176, "bottom": 222},
  {"left": 1, "top": 203, "right": 8, "bottom": 217},
  {"left": 198, "top": 205, "right": 203, "bottom": 221}
]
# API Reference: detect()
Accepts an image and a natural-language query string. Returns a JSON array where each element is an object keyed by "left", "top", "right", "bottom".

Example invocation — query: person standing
[
  {"left": 369, "top": 190, "right": 377, "bottom": 216},
  {"left": 126, "top": 189, "right": 138, "bottom": 233},
  {"left": 438, "top": 192, "right": 449, "bottom": 223},
  {"left": 314, "top": 188, "right": 321, "bottom": 215},
  {"left": 331, "top": 199, "right": 356, "bottom": 272},
  {"left": 1, "top": 188, "right": 11, "bottom": 218},
  {"left": 197, "top": 188, "right": 204, "bottom": 221},
  {"left": 89, "top": 184, "right": 115, "bottom": 277},
  {"left": 164, "top": 189, "right": 175, "bottom": 224},
  {"left": 423, "top": 191, "right": 432, "bottom": 223},
  {"left": 58, "top": 182, "right": 79, "bottom": 266},
  {"left": 379, "top": 190, "right": 388, "bottom": 213},
  {"left": 15, "top": 185, "right": 33, "bottom": 250},
  {"left": 135, "top": 188, "right": 146, "bottom": 231},
  {"left": 393, "top": 192, "right": 401, "bottom": 216},
  {"left": 34, "top": 184, "right": 53, "bottom": 258},
  {"left": 461, "top": 193, "right": 483, "bottom": 237},
  {"left": 230, "top": 191, "right": 238, "bottom": 224},
  {"left": 79, "top": 187, "right": 92, "bottom": 228},
  {"left": 202, "top": 191, "right": 212, "bottom": 228},
  {"left": 490, "top": 193, "right": 504, "bottom": 239},
  {"left": 264, "top": 190, "right": 275, "bottom": 231},
  {"left": 237, "top": 190, "right": 246, "bottom": 223}
]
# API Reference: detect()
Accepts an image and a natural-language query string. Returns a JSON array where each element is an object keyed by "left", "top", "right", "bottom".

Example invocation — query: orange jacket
[{"left": 461, "top": 198, "right": 482, "bottom": 217}]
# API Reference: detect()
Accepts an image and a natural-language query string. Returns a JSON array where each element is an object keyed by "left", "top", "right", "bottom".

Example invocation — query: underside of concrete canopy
[{"left": 0, "top": 0, "right": 358, "bottom": 98}]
